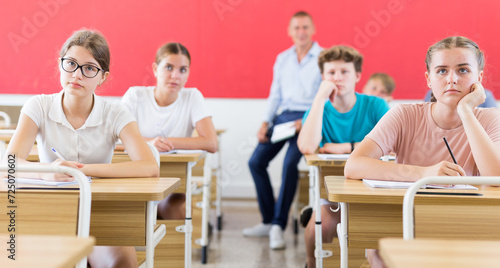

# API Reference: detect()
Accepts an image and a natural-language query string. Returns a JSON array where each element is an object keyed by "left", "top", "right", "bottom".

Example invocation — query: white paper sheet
[
  {"left": 363, "top": 179, "right": 478, "bottom": 190},
  {"left": 270, "top": 121, "right": 296, "bottom": 143}
]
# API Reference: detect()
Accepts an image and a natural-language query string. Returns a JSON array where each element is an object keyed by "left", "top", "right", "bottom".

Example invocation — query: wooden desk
[
  {"left": 0, "top": 234, "right": 95, "bottom": 268},
  {"left": 379, "top": 238, "right": 500, "bottom": 268},
  {"left": 304, "top": 154, "right": 346, "bottom": 206},
  {"left": 113, "top": 152, "right": 204, "bottom": 268},
  {"left": 0, "top": 177, "right": 180, "bottom": 267},
  {"left": 325, "top": 176, "right": 500, "bottom": 268}
]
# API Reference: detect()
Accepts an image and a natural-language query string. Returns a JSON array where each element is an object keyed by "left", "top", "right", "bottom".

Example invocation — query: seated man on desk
[{"left": 297, "top": 45, "right": 390, "bottom": 268}]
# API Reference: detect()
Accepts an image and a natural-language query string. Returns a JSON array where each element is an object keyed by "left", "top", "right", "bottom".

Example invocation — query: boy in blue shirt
[{"left": 297, "top": 45, "right": 389, "bottom": 267}]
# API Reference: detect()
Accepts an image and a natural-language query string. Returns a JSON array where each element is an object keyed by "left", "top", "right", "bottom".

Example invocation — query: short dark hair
[
  {"left": 290, "top": 11, "right": 313, "bottom": 23},
  {"left": 318, "top": 45, "right": 363, "bottom": 73}
]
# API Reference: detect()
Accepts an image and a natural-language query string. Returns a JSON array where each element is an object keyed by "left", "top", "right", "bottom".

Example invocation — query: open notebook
[
  {"left": 159, "top": 149, "right": 206, "bottom": 155},
  {"left": 5, "top": 176, "right": 92, "bottom": 186},
  {"left": 318, "top": 154, "right": 396, "bottom": 161},
  {"left": 363, "top": 179, "right": 478, "bottom": 190}
]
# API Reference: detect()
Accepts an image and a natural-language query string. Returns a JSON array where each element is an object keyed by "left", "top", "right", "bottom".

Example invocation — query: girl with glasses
[{"left": 5, "top": 29, "right": 158, "bottom": 268}]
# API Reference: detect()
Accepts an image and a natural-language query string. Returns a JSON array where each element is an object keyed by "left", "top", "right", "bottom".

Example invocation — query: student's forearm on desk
[
  {"left": 345, "top": 156, "right": 423, "bottom": 182},
  {"left": 168, "top": 137, "right": 218, "bottom": 153},
  {"left": 345, "top": 138, "right": 423, "bottom": 181},
  {"left": 319, "top": 142, "right": 358, "bottom": 154}
]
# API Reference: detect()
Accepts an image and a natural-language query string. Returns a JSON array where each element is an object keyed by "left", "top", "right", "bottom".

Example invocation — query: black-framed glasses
[{"left": 60, "top": 58, "right": 103, "bottom": 78}]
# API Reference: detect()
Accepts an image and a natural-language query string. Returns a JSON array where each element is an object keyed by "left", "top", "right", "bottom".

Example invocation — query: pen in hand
[
  {"left": 156, "top": 124, "right": 168, "bottom": 140},
  {"left": 156, "top": 124, "right": 174, "bottom": 151},
  {"left": 443, "top": 137, "right": 457, "bottom": 164},
  {"left": 51, "top": 147, "right": 67, "bottom": 161}
]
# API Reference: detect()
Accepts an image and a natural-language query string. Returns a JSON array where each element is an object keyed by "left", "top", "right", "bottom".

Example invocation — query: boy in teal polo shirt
[{"left": 297, "top": 45, "right": 389, "bottom": 267}]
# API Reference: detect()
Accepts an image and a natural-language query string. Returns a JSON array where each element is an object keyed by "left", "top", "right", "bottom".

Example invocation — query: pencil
[{"left": 443, "top": 137, "right": 457, "bottom": 164}]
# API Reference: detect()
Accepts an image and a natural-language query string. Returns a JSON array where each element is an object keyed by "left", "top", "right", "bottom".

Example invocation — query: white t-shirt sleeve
[
  {"left": 120, "top": 87, "right": 140, "bottom": 120},
  {"left": 20, "top": 95, "right": 46, "bottom": 127},
  {"left": 189, "top": 89, "right": 212, "bottom": 127},
  {"left": 110, "top": 103, "right": 136, "bottom": 139}
]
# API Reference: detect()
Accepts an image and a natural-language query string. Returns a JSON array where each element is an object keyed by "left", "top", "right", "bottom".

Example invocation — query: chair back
[
  {"left": 0, "top": 111, "right": 11, "bottom": 126},
  {"left": 0, "top": 165, "right": 91, "bottom": 268},
  {"left": 147, "top": 142, "right": 160, "bottom": 167}
]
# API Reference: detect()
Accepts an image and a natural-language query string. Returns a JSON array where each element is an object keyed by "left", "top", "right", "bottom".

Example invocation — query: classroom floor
[{"left": 192, "top": 200, "right": 307, "bottom": 268}]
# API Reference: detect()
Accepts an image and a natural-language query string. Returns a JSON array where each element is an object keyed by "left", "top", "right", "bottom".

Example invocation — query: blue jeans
[{"left": 248, "top": 111, "right": 304, "bottom": 230}]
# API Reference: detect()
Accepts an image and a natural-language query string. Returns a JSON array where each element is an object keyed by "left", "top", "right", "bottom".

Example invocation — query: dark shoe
[{"left": 299, "top": 206, "right": 313, "bottom": 228}]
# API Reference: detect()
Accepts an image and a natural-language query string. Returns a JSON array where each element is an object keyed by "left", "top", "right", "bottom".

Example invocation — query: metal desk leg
[
  {"left": 216, "top": 135, "right": 223, "bottom": 231},
  {"left": 145, "top": 200, "right": 166, "bottom": 267},
  {"left": 199, "top": 154, "right": 212, "bottom": 264},
  {"left": 312, "top": 166, "right": 332, "bottom": 268},
  {"left": 178, "top": 162, "right": 195, "bottom": 268},
  {"left": 337, "top": 202, "right": 348, "bottom": 268}
]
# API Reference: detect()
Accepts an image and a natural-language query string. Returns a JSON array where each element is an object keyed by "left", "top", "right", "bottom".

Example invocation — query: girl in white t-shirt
[
  {"left": 345, "top": 37, "right": 500, "bottom": 267},
  {"left": 121, "top": 42, "right": 217, "bottom": 220},
  {"left": 5, "top": 29, "right": 158, "bottom": 268}
]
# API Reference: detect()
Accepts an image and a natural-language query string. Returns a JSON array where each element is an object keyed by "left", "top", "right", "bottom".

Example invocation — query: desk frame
[
  {"left": 304, "top": 155, "right": 347, "bottom": 268},
  {"left": 326, "top": 176, "right": 500, "bottom": 268}
]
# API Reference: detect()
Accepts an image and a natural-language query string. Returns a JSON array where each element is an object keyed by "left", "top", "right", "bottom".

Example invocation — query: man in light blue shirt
[{"left": 244, "top": 11, "right": 322, "bottom": 250}]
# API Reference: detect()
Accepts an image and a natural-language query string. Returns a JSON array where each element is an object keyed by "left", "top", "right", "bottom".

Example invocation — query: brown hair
[
  {"left": 318, "top": 45, "right": 363, "bottom": 73},
  {"left": 426, "top": 36, "right": 484, "bottom": 101},
  {"left": 59, "top": 29, "right": 110, "bottom": 72},
  {"left": 155, "top": 42, "right": 191, "bottom": 65},
  {"left": 369, "top": 73, "right": 396, "bottom": 95}
]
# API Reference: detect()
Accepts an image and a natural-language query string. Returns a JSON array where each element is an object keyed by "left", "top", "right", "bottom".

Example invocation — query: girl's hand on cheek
[{"left": 458, "top": 82, "right": 486, "bottom": 112}]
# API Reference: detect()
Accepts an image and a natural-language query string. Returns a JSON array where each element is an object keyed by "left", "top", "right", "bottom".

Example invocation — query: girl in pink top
[
  {"left": 344, "top": 36, "right": 500, "bottom": 268},
  {"left": 345, "top": 36, "right": 500, "bottom": 182}
]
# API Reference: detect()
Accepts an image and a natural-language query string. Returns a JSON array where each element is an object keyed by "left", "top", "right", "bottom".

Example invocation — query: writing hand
[
  {"left": 42, "top": 160, "right": 85, "bottom": 181},
  {"left": 422, "top": 161, "right": 466, "bottom": 177},
  {"left": 152, "top": 136, "right": 175, "bottom": 152}
]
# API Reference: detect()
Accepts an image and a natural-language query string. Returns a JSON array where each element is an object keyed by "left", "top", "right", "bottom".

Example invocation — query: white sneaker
[
  {"left": 269, "top": 224, "right": 285, "bottom": 249},
  {"left": 242, "top": 223, "right": 271, "bottom": 237}
]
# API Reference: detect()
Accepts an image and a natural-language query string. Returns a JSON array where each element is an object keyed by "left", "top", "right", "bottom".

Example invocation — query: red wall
[{"left": 2, "top": 0, "right": 500, "bottom": 100}]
